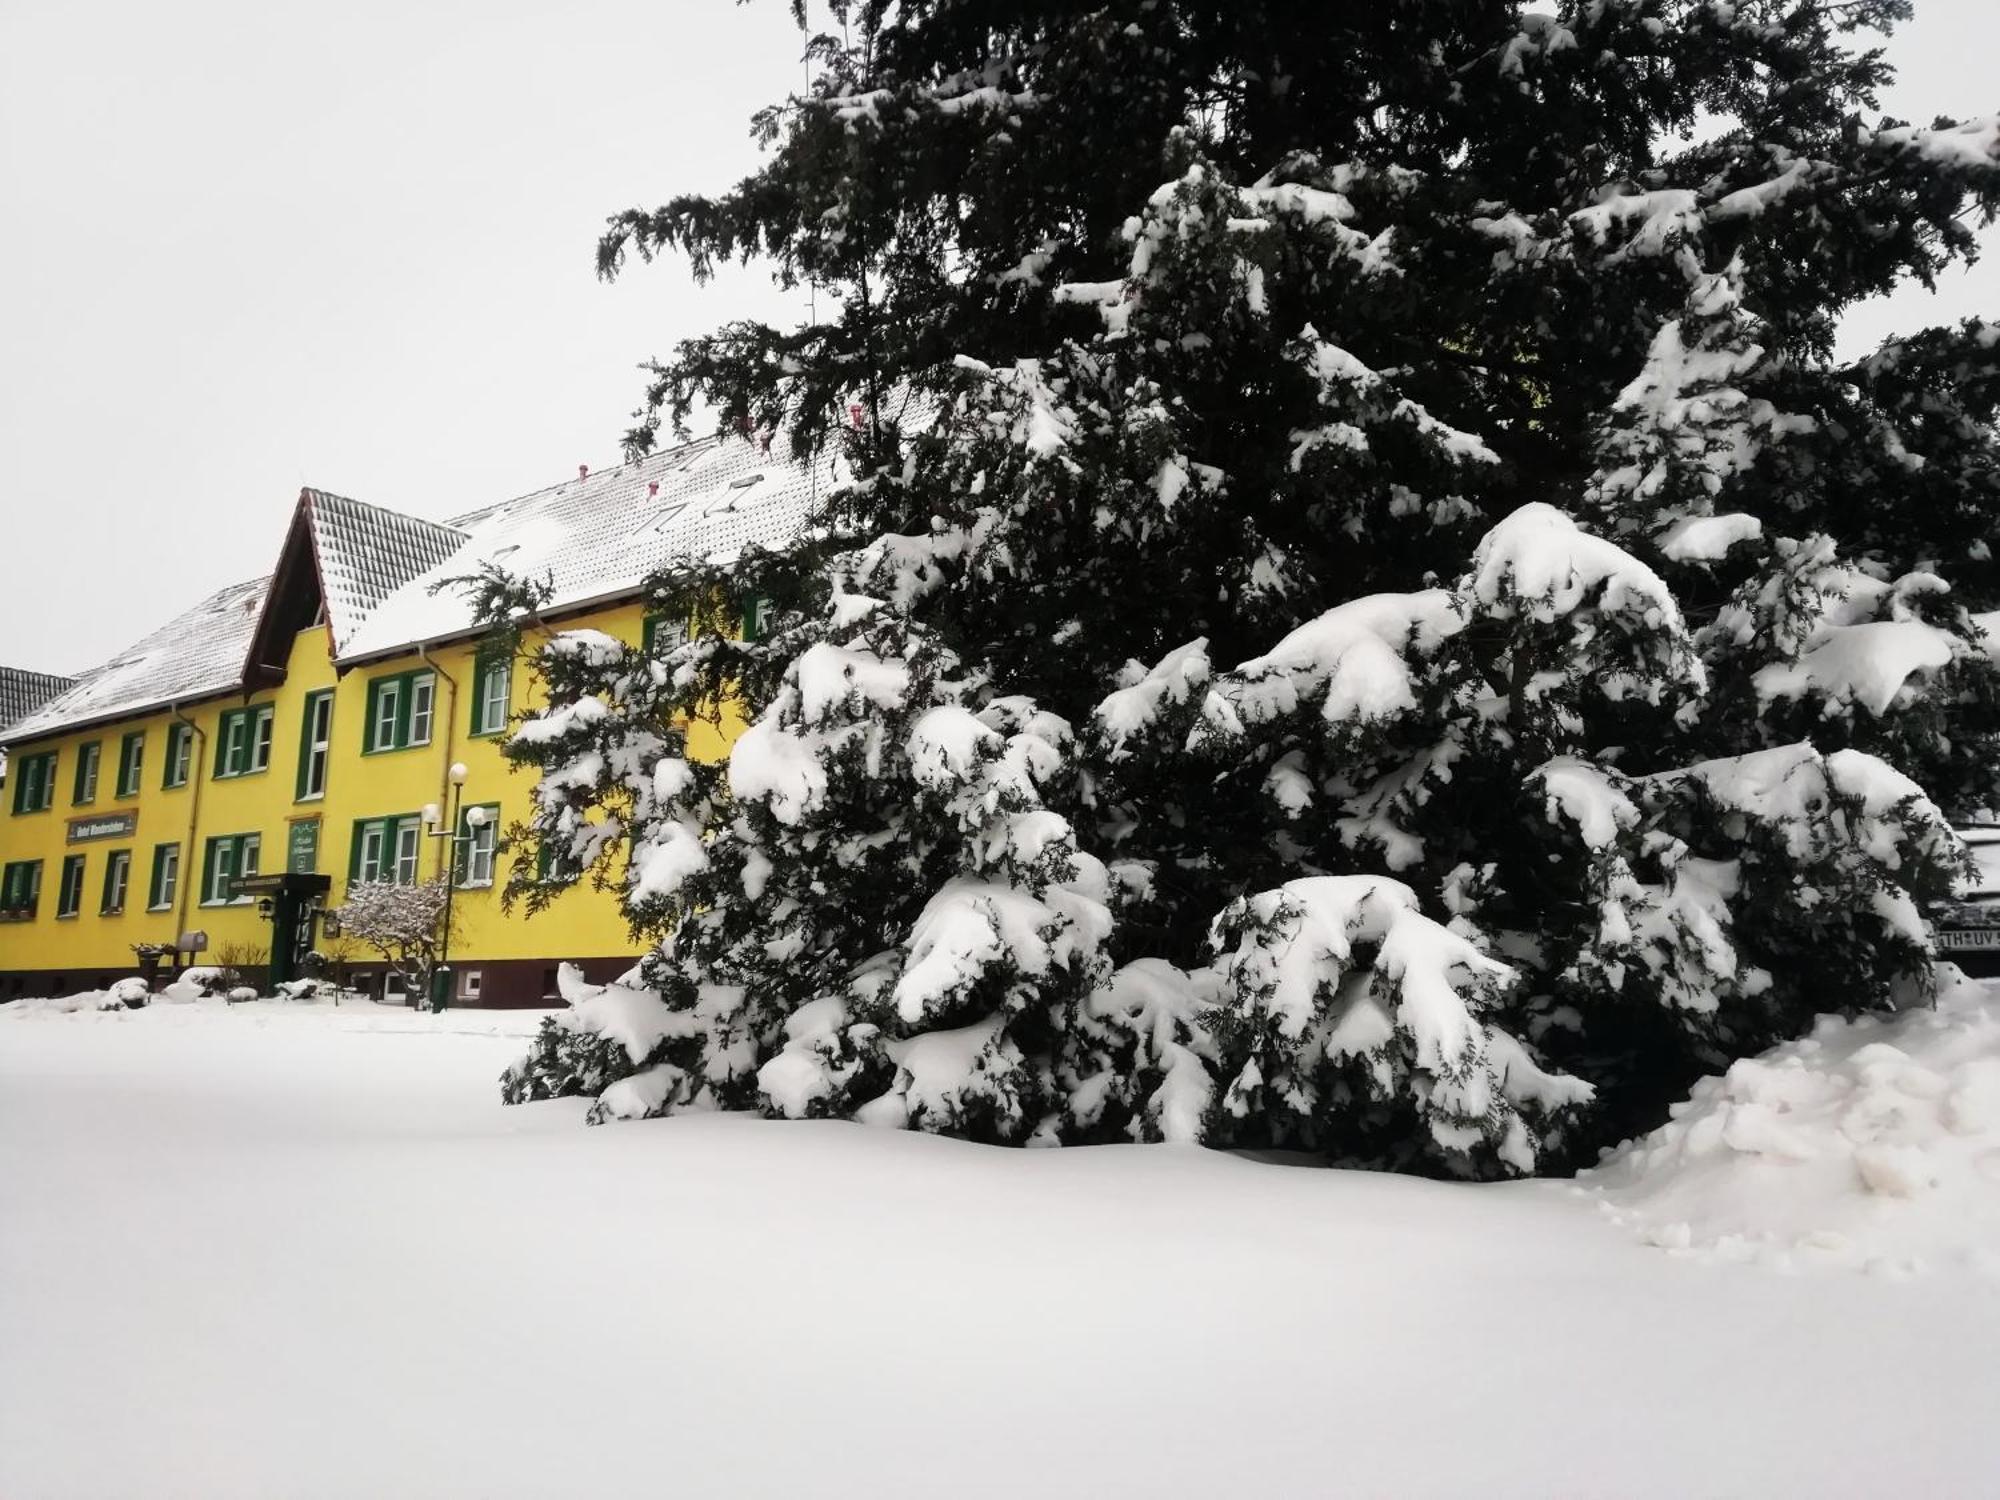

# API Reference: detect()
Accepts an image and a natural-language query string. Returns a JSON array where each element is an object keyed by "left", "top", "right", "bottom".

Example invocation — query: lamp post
[{"left": 422, "top": 761, "right": 471, "bottom": 1011}]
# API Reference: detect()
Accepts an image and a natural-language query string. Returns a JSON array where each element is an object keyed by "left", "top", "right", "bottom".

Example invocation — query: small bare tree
[
  {"left": 210, "top": 938, "right": 270, "bottom": 994},
  {"left": 339, "top": 879, "right": 450, "bottom": 1010},
  {"left": 312, "top": 929, "right": 363, "bottom": 1001}
]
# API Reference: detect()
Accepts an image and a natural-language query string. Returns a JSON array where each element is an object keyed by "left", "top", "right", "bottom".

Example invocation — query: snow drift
[{"left": 1583, "top": 966, "right": 2000, "bottom": 1276}]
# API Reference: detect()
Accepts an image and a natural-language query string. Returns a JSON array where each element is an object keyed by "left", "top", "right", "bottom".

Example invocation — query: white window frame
[
  {"left": 76, "top": 742, "right": 100, "bottom": 803},
  {"left": 58, "top": 855, "right": 85, "bottom": 918},
  {"left": 393, "top": 817, "right": 420, "bottom": 885},
  {"left": 150, "top": 844, "right": 179, "bottom": 912},
  {"left": 220, "top": 714, "right": 247, "bottom": 776},
  {"left": 167, "top": 725, "right": 192, "bottom": 788},
  {"left": 301, "top": 692, "right": 332, "bottom": 800},
  {"left": 458, "top": 968, "right": 482, "bottom": 1001},
  {"left": 357, "top": 823, "right": 387, "bottom": 883},
  {"left": 205, "top": 842, "right": 232, "bottom": 905},
  {"left": 460, "top": 814, "right": 497, "bottom": 887},
  {"left": 475, "top": 660, "right": 509, "bottom": 735},
  {"left": 102, "top": 850, "right": 130, "bottom": 914},
  {"left": 408, "top": 673, "right": 435, "bottom": 748},
  {"left": 373, "top": 680, "right": 401, "bottom": 752},
  {"left": 117, "top": 733, "right": 144, "bottom": 797},
  {"left": 249, "top": 705, "right": 275, "bottom": 774}
]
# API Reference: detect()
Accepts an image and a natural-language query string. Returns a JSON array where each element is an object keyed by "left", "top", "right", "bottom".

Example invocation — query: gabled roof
[
  {"left": 3, "top": 578, "right": 269, "bottom": 746},
  {"left": 240, "top": 488, "right": 471, "bottom": 691},
  {"left": 0, "top": 667, "right": 76, "bottom": 735},
  {"left": 334, "top": 433, "right": 832, "bottom": 663},
  {"left": 303, "top": 489, "right": 468, "bottom": 654}
]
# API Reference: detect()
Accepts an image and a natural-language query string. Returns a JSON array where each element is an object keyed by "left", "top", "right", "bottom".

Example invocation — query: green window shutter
[
  {"left": 296, "top": 694, "right": 318, "bottom": 799},
  {"left": 149, "top": 846, "right": 165, "bottom": 908},
  {"left": 348, "top": 818, "right": 372, "bottom": 882},
  {"left": 201, "top": 839, "right": 218, "bottom": 904},
  {"left": 118, "top": 733, "right": 140, "bottom": 795}
]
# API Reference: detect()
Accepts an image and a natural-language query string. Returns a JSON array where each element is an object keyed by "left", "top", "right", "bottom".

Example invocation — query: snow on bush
[
  {"left": 341, "top": 880, "right": 450, "bottom": 1009},
  {"left": 1583, "top": 968, "right": 2000, "bottom": 1277}
]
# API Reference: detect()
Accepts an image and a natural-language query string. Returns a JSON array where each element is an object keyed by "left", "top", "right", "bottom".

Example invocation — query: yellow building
[{"left": 0, "top": 436, "right": 817, "bottom": 1005}]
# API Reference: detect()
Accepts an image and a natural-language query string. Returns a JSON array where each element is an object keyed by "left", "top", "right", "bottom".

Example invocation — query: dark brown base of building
[{"left": 0, "top": 955, "right": 639, "bottom": 1009}]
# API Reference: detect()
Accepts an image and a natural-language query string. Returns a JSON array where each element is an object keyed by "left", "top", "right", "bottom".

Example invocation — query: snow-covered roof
[
  {"left": 2, "top": 431, "right": 830, "bottom": 745},
  {"left": 4, "top": 577, "right": 270, "bottom": 745},
  {"left": 303, "top": 489, "right": 469, "bottom": 655},
  {"left": 0, "top": 667, "right": 76, "bottom": 736},
  {"left": 335, "top": 433, "right": 827, "bottom": 664}
]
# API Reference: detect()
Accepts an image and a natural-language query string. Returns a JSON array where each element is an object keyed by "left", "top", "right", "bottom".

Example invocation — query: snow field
[{"left": 2, "top": 996, "right": 1997, "bottom": 1498}]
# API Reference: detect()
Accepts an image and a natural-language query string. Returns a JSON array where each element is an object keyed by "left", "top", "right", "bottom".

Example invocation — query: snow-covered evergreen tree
[{"left": 478, "top": 0, "right": 2000, "bottom": 1173}]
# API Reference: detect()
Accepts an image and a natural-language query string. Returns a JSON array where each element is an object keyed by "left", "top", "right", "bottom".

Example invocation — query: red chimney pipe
[
  {"left": 647, "top": 480, "right": 660, "bottom": 498},
  {"left": 578, "top": 463, "right": 590, "bottom": 480}
]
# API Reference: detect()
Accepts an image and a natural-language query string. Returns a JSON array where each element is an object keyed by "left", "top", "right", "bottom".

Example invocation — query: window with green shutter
[
  {"left": 1, "top": 859, "right": 43, "bottom": 917},
  {"left": 116, "top": 731, "right": 145, "bottom": 798},
  {"left": 72, "top": 740, "right": 101, "bottom": 804},
  {"left": 214, "top": 704, "right": 274, "bottom": 778},
  {"left": 456, "top": 804, "right": 502, "bottom": 887},
  {"left": 363, "top": 670, "right": 436, "bottom": 753},
  {"left": 148, "top": 843, "right": 180, "bottom": 912},
  {"left": 100, "top": 849, "right": 132, "bottom": 914},
  {"left": 57, "top": 854, "right": 86, "bottom": 918},
  {"left": 296, "top": 690, "right": 333, "bottom": 800},
  {"left": 641, "top": 611, "right": 689, "bottom": 655},
  {"left": 10, "top": 751, "right": 56, "bottom": 813},
  {"left": 200, "top": 833, "right": 262, "bottom": 906},
  {"left": 469, "top": 656, "right": 510, "bottom": 737},
  {"left": 163, "top": 723, "right": 193, "bottom": 789},
  {"left": 349, "top": 813, "right": 422, "bottom": 885},
  {"left": 535, "top": 840, "right": 581, "bottom": 886}
]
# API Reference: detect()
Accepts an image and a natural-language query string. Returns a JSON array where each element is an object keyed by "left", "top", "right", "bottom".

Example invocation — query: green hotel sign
[
  {"left": 288, "top": 817, "right": 319, "bottom": 874},
  {"left": 67, "top": 810, "right": 138, "bottom": 844}
]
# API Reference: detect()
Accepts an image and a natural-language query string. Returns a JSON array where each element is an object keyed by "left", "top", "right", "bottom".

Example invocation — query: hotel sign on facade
[{"left": 66, "top": 811, "right": 138, "bottom": 844}]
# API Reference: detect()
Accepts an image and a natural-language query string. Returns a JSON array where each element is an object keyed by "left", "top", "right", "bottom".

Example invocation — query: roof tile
[
  {"left": 0, "top": 667, "right": 77, "bottom": 735},
  {"left": 3, "top": 578, "right": 268, "bottom": 745}
]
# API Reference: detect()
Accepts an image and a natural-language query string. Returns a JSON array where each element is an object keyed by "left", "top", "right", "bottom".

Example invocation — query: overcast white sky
[{"left": 2, "top": 1, "right": 1994, "bottom": 675}]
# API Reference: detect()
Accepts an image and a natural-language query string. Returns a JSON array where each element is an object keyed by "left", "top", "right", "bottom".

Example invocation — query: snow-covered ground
[{"left": 3, "top": 996, "right": 1997, "bottom": 1498}]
